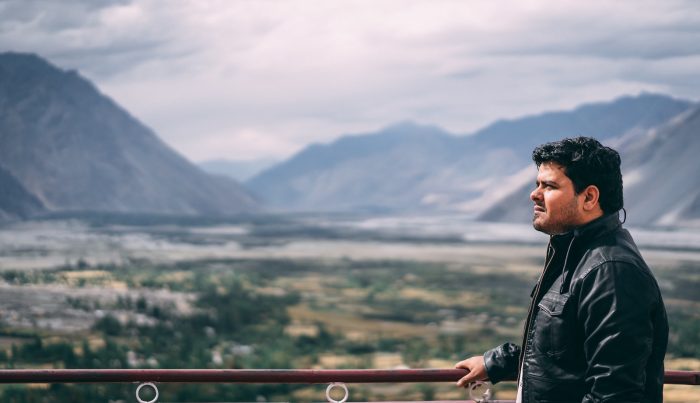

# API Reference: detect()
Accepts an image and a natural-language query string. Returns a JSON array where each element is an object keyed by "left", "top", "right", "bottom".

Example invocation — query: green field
[{"left": 0, "top": 215, "right": 698, "bottom": 401}]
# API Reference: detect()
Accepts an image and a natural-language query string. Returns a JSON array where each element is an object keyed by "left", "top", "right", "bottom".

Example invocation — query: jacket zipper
[
  {"left": 516, "top": 240, "right": 555, "bottom": 383},
  {"left": 516, "top": 235, "right": 576, "bottom": 397}
]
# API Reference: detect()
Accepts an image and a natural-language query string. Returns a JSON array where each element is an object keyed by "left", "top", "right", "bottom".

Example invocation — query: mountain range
[
  {"left": 2, "top": 52, "right": 698, "bottom": 227},
  {"left": 0, "top": 52, "right": 258, "bottom": 221},
  {"left": 247, "top": 93, "right": 694, "bottom": 225}
]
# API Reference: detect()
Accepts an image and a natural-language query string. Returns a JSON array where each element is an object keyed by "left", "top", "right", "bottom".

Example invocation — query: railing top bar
[
  {"left": 0, "top": 369, "right": 697, "bottom": 385},
  {"left": 0, "top": 369, "right": 462, "bottom": 384},
  {"left": 666, "top": 370, "right": 700, "bottom": 385}
]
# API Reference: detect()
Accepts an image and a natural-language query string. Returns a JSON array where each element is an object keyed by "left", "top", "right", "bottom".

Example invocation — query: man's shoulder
[{"left": 574, "top": 227, "right": 650, "bottom": 279}]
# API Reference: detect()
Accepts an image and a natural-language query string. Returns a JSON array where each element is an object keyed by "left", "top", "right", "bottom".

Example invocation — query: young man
[{"left": 455, "top": 137, "right": 668, "bottom": 402}]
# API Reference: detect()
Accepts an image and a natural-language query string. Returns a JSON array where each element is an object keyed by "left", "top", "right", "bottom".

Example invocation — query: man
[{"left": 455, "top": 137, "right": 668, "bottom": 402}]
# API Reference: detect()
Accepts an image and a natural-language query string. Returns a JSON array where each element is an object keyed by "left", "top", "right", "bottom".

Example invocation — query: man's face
[{"left": 530, "top": 162, "right": 585, "bottom": 235}]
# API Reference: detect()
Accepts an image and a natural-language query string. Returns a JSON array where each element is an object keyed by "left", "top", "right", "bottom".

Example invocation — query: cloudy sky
[{"left": 1, "top": 0, "right": 699, "bottom": 162}]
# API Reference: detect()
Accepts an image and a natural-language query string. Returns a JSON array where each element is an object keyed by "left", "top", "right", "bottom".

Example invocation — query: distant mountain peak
[
  {"left": 0, "top": 51, "right": 84, "bottom": 85},
  {"left": 0, "top": 51, "right": 50, "bottom": 65}
]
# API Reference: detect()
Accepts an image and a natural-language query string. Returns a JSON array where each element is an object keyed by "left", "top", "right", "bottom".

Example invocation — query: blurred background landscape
[{"left": 1, "top": 1, "right": 700, "bottom": 401}]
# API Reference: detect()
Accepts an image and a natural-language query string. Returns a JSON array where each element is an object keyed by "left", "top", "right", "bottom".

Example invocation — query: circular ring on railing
[
  {"left": 325, "top": 382, "right": 349, "bottom": 403},
  {"left": 136, "top": 382, "right": 159, "bottom": 403},
  {"left": 468, "top": 381, "right": 492, "bottom": 403}
]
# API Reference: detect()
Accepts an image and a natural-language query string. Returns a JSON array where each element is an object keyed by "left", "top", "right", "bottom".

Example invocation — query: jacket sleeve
[
  {"left": 483, "top": 342, "right": 520, "bottom": 383},
  {"left": 577, "top": 261, "right": 658, "bottom": 403}
]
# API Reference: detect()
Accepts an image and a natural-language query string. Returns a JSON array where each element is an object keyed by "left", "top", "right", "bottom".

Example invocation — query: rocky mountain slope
[
  {"left": 0, "top": 52, "right": 258, "bottom": 218},
  {"left": 0, "top": 165, "right": 45, "bottom": 221},
  {"left": 618, "top": 106, "right": 700, "bottom": 226},
  {"left": 248, "top": 121, "right": 464, "bottom": 212}
]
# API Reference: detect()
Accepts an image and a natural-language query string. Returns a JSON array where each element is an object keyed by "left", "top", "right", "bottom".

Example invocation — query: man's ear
[{"left": 582, "top": 185, "right": 600, "bottom": 211}]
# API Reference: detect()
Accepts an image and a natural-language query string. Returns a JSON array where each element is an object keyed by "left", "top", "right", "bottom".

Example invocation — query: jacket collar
[
  {"left": 551, "top": 212, "right": 621, "bottom": 246},
  {"left": 547, "top": 213, "right": 621, "bottom": 294}
]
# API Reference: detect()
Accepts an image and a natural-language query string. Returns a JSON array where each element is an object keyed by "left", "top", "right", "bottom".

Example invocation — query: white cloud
[{"left": 1, "top": 0, "right": 699, "bottom": 161}]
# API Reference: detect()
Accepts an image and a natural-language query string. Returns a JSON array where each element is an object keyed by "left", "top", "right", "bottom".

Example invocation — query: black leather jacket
[{"left": 483, "top": 214, "right": 668, "bottom": 402}]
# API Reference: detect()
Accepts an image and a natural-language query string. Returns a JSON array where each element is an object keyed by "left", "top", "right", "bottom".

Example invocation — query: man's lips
[{"left": 534, "top": 205, "right": 545, "bottom": 213}]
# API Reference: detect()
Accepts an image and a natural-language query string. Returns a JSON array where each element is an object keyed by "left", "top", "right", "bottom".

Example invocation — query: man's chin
[{"left": 532, "top": 218, "right": 551, "bottom": 234}]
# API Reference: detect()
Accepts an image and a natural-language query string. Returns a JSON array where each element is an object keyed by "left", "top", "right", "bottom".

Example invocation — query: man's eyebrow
[{"left": 536, "top": 179, "right": 558, "bottom": 187}]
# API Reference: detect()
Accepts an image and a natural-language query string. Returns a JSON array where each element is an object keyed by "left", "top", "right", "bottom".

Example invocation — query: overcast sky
[{"left": 2, "top": 0, "right": 699, "bottom": 162}]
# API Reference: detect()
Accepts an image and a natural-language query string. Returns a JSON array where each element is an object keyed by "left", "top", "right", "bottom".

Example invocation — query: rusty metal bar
[
  {"left": 665, "top": 370, "right": 700, "bottom": 385},
  {"left": 0, "top": 369, "right": 698, "bottom": 385},
  {"left": 0, "top": 369, "right": 463, "bottom": 384}
]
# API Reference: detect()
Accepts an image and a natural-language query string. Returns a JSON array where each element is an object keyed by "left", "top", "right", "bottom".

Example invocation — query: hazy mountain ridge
[
  {"left": 472, "top": 93, "right": 692, "bottom": 149},
  {"left": 248, "top": 94, "right": 692, "bottom": 215},
  {"left": 0, "top": 52, "right": 258, "bottom": 218},
  {"left": 248, "top": 122, "right": 465, "bottom": 212}
]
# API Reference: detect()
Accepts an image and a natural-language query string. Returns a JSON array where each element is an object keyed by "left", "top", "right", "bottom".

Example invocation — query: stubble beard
[{"left": 532, "top": 199, "right": 580, "bottom": 235}]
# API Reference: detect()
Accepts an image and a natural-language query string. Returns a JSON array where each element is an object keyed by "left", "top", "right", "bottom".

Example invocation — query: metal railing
[{"left": 0, "top": 368, "right": 698, "bottom": 402}]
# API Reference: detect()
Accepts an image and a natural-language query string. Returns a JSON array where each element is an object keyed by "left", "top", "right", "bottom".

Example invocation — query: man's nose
[{"left": 530, "top": 187, "right": 541, "bottom": 202}]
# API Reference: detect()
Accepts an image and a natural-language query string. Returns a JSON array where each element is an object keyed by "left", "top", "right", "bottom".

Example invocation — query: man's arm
[
  {"left": 483, "top": 342, "right": 520, "bottom": 383},
  {"left": 577, "top": 261, "right": 659, "bottom": 402}
]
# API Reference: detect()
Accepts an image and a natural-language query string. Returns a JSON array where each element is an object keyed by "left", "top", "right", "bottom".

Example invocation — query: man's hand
[{"left": 454, "top": 355, "right": 488, "bottom": 387}]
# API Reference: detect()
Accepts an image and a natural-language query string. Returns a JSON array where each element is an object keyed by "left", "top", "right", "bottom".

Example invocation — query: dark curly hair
[{"left": 532, "top": 137, "right": 623, "bottom": 214}]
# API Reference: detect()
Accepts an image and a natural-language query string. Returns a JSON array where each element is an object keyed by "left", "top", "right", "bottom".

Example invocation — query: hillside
[
  {"left": 0, "top": 53, "right": 258, "bottom": 217},
  {"left": 0, "top": 165, "right": 45, "bottom": 221},
  {"left": 248, "top": 121, "right": 464, "bottom": 212},
  {"left": 622, "top": 106, "right": 700, "bottom": 226}
]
